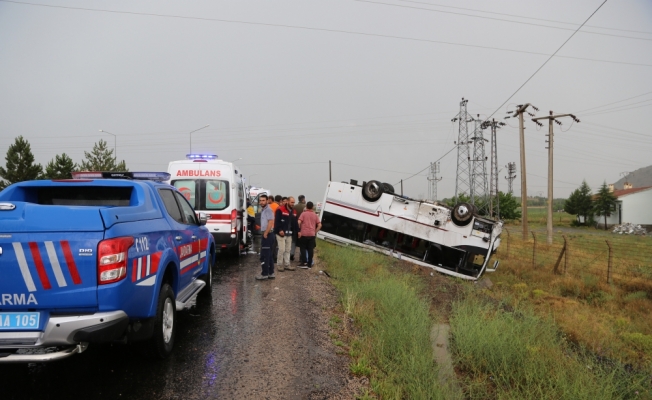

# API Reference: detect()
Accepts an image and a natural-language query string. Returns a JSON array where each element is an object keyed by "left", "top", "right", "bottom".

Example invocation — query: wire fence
[{"left": 497, "top": 228, "right": 652, "bottom": 288}]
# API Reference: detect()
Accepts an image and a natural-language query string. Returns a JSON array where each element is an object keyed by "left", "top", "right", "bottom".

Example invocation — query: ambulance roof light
[
  {"left": 71, "top": 172, "right": 171, "bottom": 182},
  {"left": 186, "top": 153, "right": 218, "bottom": 160}
]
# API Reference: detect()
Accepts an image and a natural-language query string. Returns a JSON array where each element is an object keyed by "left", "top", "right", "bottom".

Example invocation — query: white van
[
  {"left": 317, "top": 179, "right": 502, "bottom": 280},
  {"left": 167, "top": 154, "right": 246, "bottom": 254}
]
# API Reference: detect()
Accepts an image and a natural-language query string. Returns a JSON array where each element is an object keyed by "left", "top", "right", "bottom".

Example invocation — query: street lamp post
[
  {"left": 189, "top": 125, "right": 210, "bottom": 153},
  {"left": 99, "top": 129, "right": 117, "bottom": 165}
]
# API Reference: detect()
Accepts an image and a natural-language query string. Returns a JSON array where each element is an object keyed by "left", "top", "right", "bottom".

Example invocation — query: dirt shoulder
[{"left": 218, "top": 254, "right": 367, "bottom": 399}]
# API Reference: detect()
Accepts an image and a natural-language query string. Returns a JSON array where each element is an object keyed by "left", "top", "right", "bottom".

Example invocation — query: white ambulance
[{"left": 167, "top": 154, "right": 247, "bottom": 254}]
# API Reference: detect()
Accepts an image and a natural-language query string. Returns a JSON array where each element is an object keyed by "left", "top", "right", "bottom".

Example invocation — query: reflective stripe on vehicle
[
  {"left": 131, "top": 252, "right": 161, "bottom": 283},
  {"left": 11, "top": 242, "right": 84, "bottom": 292},
  {"left": 12, "top": 243, "right": 37, "bottom": 293}
]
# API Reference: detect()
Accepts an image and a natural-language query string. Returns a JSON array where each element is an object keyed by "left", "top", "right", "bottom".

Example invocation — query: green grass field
[{"left": 317, "top": 240, "right": 651, "bottom": 399}]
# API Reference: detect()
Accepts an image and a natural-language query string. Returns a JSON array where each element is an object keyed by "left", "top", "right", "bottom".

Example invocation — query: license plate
[{"left": 0, "top": 312, "right": 41, "bottom": 330}]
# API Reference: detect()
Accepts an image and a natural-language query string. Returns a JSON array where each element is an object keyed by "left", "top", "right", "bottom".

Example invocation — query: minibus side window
[{"left": 321, "top": 211, "right": 366, "bottom": 243}]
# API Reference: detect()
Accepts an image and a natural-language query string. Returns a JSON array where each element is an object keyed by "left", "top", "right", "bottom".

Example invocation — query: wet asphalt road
[{"left": 0, "top": 244, "right": 342, "bottom": 400}]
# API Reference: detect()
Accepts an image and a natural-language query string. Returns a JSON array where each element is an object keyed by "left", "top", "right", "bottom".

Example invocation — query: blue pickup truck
[{"left": 0, "top": 172, "right": 216, "bottom": 362}]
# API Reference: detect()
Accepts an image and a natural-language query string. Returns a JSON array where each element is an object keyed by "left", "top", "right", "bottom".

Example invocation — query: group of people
[{"left": 255, "top": 194, "right": 322, "bottom": 280}]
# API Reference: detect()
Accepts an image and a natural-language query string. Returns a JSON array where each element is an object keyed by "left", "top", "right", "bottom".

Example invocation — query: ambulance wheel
[
  {"left": 146, "top": 283, "right": 176, "bottom": 359},
  {"left": 362, "top": 180, "right": 384, "bottom": 202},
  {"left": 381, "top": 182, "right": 395, "bottom": 194},
  {"left": 230, "top": 232, "right": 241, "bottom": 257},
  {"left": 452, "top": 202, "right": 474, "bottom": 226}
]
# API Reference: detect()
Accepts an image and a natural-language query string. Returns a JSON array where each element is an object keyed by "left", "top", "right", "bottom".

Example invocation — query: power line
[
  {"left": 396, "top": 0, "right": 652, "bottom": 35},
  {"left": 355, "top": 0, "right": 652, "bottom": 42},
  {"left": 483, "top": 0, "right": 609, "bottom": 122},
  {"left": 580, "top": 101, "right": 652, "bottom": 117},
  {"left": 576, "top": 90, "right": 652, "bottom": 113},
  {"left": 1, "top": 0, "right": 649, "bottom": 67},
  {"left": 393, "top": 145, "right": 457, "bottom": 185}
]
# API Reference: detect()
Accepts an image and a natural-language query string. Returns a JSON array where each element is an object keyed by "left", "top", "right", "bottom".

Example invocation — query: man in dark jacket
[
  {"left": 275, "top": 196, "right": 299, "bottom": 271},
  {"left": 291, "top": 195, "right": 306, "bottom": 262}
]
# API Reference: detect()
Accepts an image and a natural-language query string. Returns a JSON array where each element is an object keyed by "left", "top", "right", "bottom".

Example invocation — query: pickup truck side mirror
[{"left": 197, "top": 212, "right": 210, "bottom": 226}]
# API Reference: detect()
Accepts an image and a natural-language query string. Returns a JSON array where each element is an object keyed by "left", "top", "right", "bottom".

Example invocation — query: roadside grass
[
  {"left": 450, "top": 292, "right": 648, "bottom": 399},
  {"left": 318, "top": 237, "right": 652, "bottom": 399},
  {"left": 318, "top": 241, "right": 453, "bottom": 400},
  {"left": 494, "top": 229, "right": 652, "bottom": 371},
  {"left": 515, "top": 207, "right": 575, "bottom": 226}
]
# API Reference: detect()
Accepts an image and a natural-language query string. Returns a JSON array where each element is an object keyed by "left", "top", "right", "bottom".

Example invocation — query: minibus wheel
[
  {"left": 382, "top": 182, "right": 395, "bottom": 194},
  {"left": 452, "top": 202, "right": 474, "bottom": 226},
  {"left": 362, "top": 180, "right": 384, "bottom": 202}
]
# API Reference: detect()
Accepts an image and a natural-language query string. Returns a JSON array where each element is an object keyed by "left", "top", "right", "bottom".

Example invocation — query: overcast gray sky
[{"left": 1, "top": 0, "right": 650, "bottom": 203}]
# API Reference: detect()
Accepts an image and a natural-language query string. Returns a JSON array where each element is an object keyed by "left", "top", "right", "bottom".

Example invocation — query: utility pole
[
  {"left": 532, "top": 111, "right": 580, "bottom": 245},
  {"left": 470, "top": 115, "right": 489, "bottom": 211},
  {"left": 482, "top": 119, "right": 505, "bottom": 218},
  {"left": 506, "top": 104, "right": 538, "bottom": 240},
  {"left": 452, "top": 98, "right": 472, "bottom": 203},
  {"left": 505, "top": 162, "right": 516, "bottom": 195},
  {"left": 329, "top": 160, "right": 332, "bottom": 181},
  {"left": 427, "top": 162, "right": 442, "bottom": 202}
]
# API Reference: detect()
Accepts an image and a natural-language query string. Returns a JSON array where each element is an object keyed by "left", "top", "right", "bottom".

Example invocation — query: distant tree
[
  {"left": 0, "top": 136, "right": 43, "bottom": 189},
  {"left": 444, "top": 193, "right": 470, "bottom": 208},
  {"left": 564, "top": 189, "right": 581, "bottom": 219},
  {"left": 564, "top": 180, "right": 593, "bottom": 225},
  {"left": 79, "top": 139, "right": 128, "bottom": 171},
  {"left": 593, "top": 181, "right": 618, "bottom": 230},
  {"left": 43, "top": 153, "right": 77, "bottom": 179},
  {"left": 497, "top": 191, "right": 521, "bottom": 220}
]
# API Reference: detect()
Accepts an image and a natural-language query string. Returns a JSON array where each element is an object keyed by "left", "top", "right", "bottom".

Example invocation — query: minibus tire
[
  {"left": 452, "top": 202, "right": 474, "bottom": 226},
  {"left": 381, "top": 182, "right": 395, "bottom": 194},
  {"left": 362, "top": 180, "right": 384, "bottom": 202}
]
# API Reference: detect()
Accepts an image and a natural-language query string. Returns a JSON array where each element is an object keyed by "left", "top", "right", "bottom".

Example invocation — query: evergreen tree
[
  {"left": 564, "top": 189, "right": 581, "bottom": 221},
  {"left": 497, "top": 191, "right": 521, "bottom": 220},
  {"left": 0, "top": 136, "right": 43, "bottom": 189},
  {"left": 43, "top": 153, "right": 77, "bottom": 179},
  {"left": 564, "top": 180, "right": 593, "bottom": 225},
  {"left": 577, "top": 180, "right": 593, "bottom": 224},
  {"left": 79, "top": 140, "right": 128, "bottom": 171},
  {"left": 593, "top": 181, "right": 618, "bottom": 230}
]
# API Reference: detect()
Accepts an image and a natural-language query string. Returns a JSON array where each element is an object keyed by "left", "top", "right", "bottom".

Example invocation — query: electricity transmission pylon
[
  {"left": 451, "top": 98, "right": 472, "bottom": 202},
  {"left": 427, "top": 162, "right": 442, "bottom": 202},
  {"left": 482, "top": 119, "right": 505, "bottom": 218},
  {"left": 505, "top": 162, "right": 516, "bottom": 194},
  {"left": 470, "top": 115, "right": 488, "bottom": 212}
]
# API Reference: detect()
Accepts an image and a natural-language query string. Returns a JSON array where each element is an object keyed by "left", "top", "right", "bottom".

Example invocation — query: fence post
[
  {"left": 553, "top": 235, "right": 567, "bottom": 275},
  {"left": 606, "top": 240, "right": 613, "bottom": 284},
  {"left": 531, "top": 231, "right": 536, "bottom": 268},
  {"left": 505, "top": 228, "right": 510, "bottom": 259},
  {"left": 563, "top": 235, "right": 568, "bottom": 274}
]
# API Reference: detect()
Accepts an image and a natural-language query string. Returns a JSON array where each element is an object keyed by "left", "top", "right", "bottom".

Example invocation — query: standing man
[
  {"left": 275, "top": 196, "right": 298, "bottom": 271},
  {"left": 270, "top": 195, "right": 282, "bottom": 261},
  {"left": 298, "top": 201, "right": 321, "bottom": 269},
  {"left": 256, "top": 194, "right": 275, "bottom": 280},
  {"left": 291, "top": 195, "right": 306, "bottom": 262}
]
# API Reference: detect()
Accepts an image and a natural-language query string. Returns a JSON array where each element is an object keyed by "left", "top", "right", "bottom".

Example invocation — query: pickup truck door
[{"left": 159, "top": 189, "right": 206, "bottom": 289}]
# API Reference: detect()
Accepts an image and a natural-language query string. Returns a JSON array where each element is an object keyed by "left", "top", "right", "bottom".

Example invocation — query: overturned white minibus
[{"left": 317, "top": 180, "right": 502, "bottom": 280}]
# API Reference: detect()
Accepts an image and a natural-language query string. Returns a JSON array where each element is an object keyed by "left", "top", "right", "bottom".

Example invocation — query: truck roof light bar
[
  {"left": 186, "top": 153, "right": 218, "bottom": 160},
  {"left": 71, "top": 172, "right": 171, "bottom": 181}
]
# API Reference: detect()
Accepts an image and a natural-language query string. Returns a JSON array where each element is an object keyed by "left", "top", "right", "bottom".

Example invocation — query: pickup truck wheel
[
  {"left": 452, "top": 202, "right": 474, "bottom": 226},
  {"left": 362, "top": 180, "right": 384, "bottom": 202},
  {"left": 199, "top": 259, "right": 213, "bottom": 301},
  {"left": 146, "top": 283, "right": 176, "bottom": 359}
]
